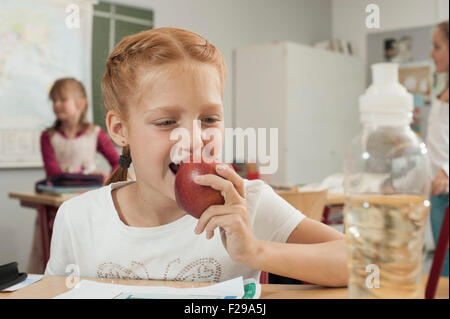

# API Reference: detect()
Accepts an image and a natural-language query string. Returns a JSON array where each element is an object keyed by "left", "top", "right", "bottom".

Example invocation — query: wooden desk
[
  {"left": 0, "top": 274, "right": 447, "bottom": 299},
  {"left": 8, "top": 192, "right": 76, "bottom": 207}
]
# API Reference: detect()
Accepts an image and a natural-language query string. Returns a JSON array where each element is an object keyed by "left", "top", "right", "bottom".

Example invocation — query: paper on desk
[
  {"left": 54, "top": 276, "right": 257, "bottom": 299},
  {"left": 0, "top": 274, "right": 44, "bottom": 292}
]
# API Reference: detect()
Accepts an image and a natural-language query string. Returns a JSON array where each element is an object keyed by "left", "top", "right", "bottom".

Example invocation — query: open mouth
[{"left": 169, "top": 162, "right": 181, "bottom": 175}]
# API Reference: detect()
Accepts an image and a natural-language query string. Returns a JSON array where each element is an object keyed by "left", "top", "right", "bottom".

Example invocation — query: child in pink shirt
[{"left": 41, "top": 78, "right": 119, "bottom": 179}]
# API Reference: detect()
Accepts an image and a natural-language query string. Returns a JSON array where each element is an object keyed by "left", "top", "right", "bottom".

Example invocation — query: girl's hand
[
  {"left": 431, "top": 170, "right": 449, "bottom": 196},
  {"left": 193, "top": 164, "right": 261, "bottom": 266}
]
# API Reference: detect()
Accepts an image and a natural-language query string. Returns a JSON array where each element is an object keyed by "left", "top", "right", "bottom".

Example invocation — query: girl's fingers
[
  {"left": 195, "top": 204, "right": 243, "bottom": 235},
  {"left": 214, "top": 164, "right": 246, "bottom": 198},
  {"left": 192, "top": 163, "right": 249, "bottom": 242},
  {"left": 203, "top": 214, "right": 234, "bottom": 240},
  {"left": 194, "top": 173, "right": 242, "bottom": 204}
]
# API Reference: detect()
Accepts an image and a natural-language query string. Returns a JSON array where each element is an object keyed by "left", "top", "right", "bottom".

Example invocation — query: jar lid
[{"left": 359, "top": 63, "right": 413, "bottom": 126}]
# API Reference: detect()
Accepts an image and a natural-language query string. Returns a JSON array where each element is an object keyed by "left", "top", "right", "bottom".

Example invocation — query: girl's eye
[
  {"left": 202, "top": 117, "right": 219, "bottom": 124},
  {"left": 155, "top": 120, "right": 176, "bottom": 126}
]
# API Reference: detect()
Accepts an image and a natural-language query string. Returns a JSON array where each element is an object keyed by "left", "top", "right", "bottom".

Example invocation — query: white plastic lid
[
  {"left": 359, "top": 63, "right": 413, "bottom": 126},
  {"left": 372, "top": 62, "right": 399, "bottom": 84}
]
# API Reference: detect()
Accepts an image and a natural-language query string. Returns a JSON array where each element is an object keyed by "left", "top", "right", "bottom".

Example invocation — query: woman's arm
[{"left": 250, "top": 218, "right": 348, "bottom": 287}]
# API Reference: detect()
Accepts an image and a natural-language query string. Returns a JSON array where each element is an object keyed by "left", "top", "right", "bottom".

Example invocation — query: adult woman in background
[{"left": 428, "top": 20, "right": 449, "bottom": 277}]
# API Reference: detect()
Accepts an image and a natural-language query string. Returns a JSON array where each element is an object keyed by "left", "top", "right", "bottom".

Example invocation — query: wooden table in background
[
  {"left": 325, "top": 193, "right": 345, "bottom": 206},
  {"left": 0, "top": 274, "right": 447, "bottom": 299},
  {"left": 8, "top": 192, "right": 76, "bottom": 207}
]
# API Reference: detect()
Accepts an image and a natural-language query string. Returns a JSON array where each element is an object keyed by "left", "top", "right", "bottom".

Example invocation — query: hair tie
[{"left": 118, "top": 155, "right": 132, "bottom": 168}]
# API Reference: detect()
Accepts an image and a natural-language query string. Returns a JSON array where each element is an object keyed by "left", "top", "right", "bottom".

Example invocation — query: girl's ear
[{"left": 106, "top": 110, "right": 128, "bottom": 147}]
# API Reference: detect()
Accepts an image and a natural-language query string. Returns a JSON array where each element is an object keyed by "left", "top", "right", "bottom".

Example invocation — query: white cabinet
[{"left": 234, "top": 41, "right": 365, "bottom": 185}]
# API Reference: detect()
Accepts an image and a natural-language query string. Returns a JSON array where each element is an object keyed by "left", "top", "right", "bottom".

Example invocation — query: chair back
[{"left": 277, "top": 189, "right": 328, "bottom": 221}]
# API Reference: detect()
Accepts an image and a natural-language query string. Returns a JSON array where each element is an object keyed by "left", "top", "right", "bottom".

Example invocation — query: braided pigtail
[{"left": 105, "top": 145, "right": 131, "bottom": 185}]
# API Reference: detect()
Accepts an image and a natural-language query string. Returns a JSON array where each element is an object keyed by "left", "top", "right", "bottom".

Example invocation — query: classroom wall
[{"left": 0, "top": 0, "right": 332, "bottom": 272}]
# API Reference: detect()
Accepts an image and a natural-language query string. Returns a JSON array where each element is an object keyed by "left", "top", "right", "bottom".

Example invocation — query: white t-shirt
[
  {"left": 426, "top": 98, "right": 449, "bottom": 180},
  {"left": 45, "top": 179, "right": 305, "bottom": 282}
]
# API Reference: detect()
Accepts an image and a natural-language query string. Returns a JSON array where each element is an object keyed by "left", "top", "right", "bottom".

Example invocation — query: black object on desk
[{"left": 0, "top": 262, "right": 27, "bottom": 291}]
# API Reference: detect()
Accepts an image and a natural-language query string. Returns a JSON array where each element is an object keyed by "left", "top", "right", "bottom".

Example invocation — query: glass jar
[{"left": 343, "top": 63, "right": 431, "bottom": 298}]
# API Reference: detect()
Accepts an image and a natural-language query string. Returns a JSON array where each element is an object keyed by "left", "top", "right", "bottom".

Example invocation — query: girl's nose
[
  {"left": 171, "top": 120, "right": 204, "bottom": 163},
  {"left": 188, "top": 120, "right": 204, "bottom": 158}
]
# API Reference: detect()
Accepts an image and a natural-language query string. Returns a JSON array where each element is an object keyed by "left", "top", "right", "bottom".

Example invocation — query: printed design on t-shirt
[
  {"left": 163, "top": 257, "right": 222, "bottom": 282},
  {"left": 96, "top": 260, "right": 150, "bottom": 280},
  {"left": 96, "top": 257, "right": 222, "bottom": 281}
]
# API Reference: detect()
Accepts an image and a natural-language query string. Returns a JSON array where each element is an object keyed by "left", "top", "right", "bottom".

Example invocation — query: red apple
[{"left": 174, "top": 158, "right": 233, "bottom": 219}]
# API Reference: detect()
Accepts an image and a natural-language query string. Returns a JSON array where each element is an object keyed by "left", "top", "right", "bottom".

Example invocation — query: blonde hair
[
  {"left": 47, "top": 77, "right": 91, "bottom": 136},
  {"left": 102, "top": 27, "right": 226, "bottom": 185}
]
